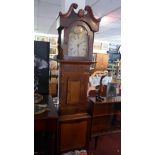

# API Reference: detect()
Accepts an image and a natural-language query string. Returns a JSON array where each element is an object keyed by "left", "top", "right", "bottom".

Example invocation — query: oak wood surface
[{"left": 57, "top": 3, "right": 101, "bottom": 153}]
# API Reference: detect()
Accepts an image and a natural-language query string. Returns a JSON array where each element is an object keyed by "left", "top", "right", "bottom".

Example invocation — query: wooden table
[
  {"left": 88, "top": 96, "right": 121, "bottom": 148},
  {"left": 34, "top": 96, "right": 58, "bottom": 155}
]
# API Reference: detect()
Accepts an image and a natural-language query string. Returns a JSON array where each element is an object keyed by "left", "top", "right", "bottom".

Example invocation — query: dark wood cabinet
[
  {"left": 34, "top": 97, "right": 58, "bottom": 155},
  {"left": 88, "top": 96, "right": 121, "bottom": 137}
]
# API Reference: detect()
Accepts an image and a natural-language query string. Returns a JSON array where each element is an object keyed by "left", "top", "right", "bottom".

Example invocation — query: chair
[{"left": 97, "top": 75, "right": 107, "bottom": 97}]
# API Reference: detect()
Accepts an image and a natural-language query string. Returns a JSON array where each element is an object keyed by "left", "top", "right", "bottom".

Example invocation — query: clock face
[{"left": 68, "top": 26, "right": 88, "bottom": 57}]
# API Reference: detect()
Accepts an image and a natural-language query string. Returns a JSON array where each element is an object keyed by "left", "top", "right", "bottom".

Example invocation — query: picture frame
[
  {"left": 49, "top": 37, "right": 57, "bottom": 46},
  {"left": 93, "top": 42, "right": 102, "bottom": 51},
  {"left": 35, "top": 36, "right": 49, "bottom": 42},
  {"left": 50, "top": 47, "right": 58, "bottom": 55},
  {"left": 101, "top": 42, "right": 109, "bottom": 52}
]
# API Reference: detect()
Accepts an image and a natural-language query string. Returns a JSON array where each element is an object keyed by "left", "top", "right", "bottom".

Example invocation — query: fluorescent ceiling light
[{"left": 100, "top": 16, "right": 112, "bottom": 26}]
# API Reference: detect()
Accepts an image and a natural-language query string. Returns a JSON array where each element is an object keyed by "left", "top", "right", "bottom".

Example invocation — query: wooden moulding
[
  {"left": 58, "top": 60, "right": 94, "bottom": 65},
  {"left": 59, "top": 3, "right": 101, "bottom": 23},
  {"left": 58, "top": 3, "right": 101, "bottom": 32},
  {"left": 59, "top": 113, "right": 91, "bottom": 122}
]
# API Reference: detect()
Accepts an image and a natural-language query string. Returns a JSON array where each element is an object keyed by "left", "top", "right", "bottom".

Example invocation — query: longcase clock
[{"left": 56, "top": 3, "right": 101, "bottom": 153}]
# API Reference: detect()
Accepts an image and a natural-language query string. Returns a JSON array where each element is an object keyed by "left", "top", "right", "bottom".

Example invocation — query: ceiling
[{"left": 34, "top": 0, "right": 121, "bottom": 44}]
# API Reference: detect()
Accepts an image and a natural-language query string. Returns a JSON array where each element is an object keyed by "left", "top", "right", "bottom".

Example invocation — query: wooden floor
[
  {"left": 88, "top": 132, "right": 121, "bottom": 155},
  {"left": 34, "top": 132, "right": 121, "bottom": 155}
]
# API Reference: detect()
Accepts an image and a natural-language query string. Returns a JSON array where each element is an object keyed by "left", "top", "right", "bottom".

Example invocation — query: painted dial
[{"left": 68, "top": 25, "right": 88, "bottom": 57}]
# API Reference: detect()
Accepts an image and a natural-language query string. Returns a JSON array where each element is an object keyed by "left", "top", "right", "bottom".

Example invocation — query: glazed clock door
[{"left": 61, "top": 20, "right": 94, "bottom": 61}]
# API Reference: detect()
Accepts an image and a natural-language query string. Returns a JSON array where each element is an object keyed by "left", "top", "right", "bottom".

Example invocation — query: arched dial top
[{"left": 68, "top": 25, "right": 88, "bottom": 57}]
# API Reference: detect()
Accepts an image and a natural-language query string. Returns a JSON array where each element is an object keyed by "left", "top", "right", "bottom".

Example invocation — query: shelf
[
  {"left": 92, "top": 112, "right": 121, "bottom": 117},
  {"left": 91, "top": 129, "right": 121, "bottom": 137}
]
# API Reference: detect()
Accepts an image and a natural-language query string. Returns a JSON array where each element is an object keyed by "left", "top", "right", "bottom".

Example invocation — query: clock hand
[{"left": 77, "top": 44, "right": 80, "bottom": 55}]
